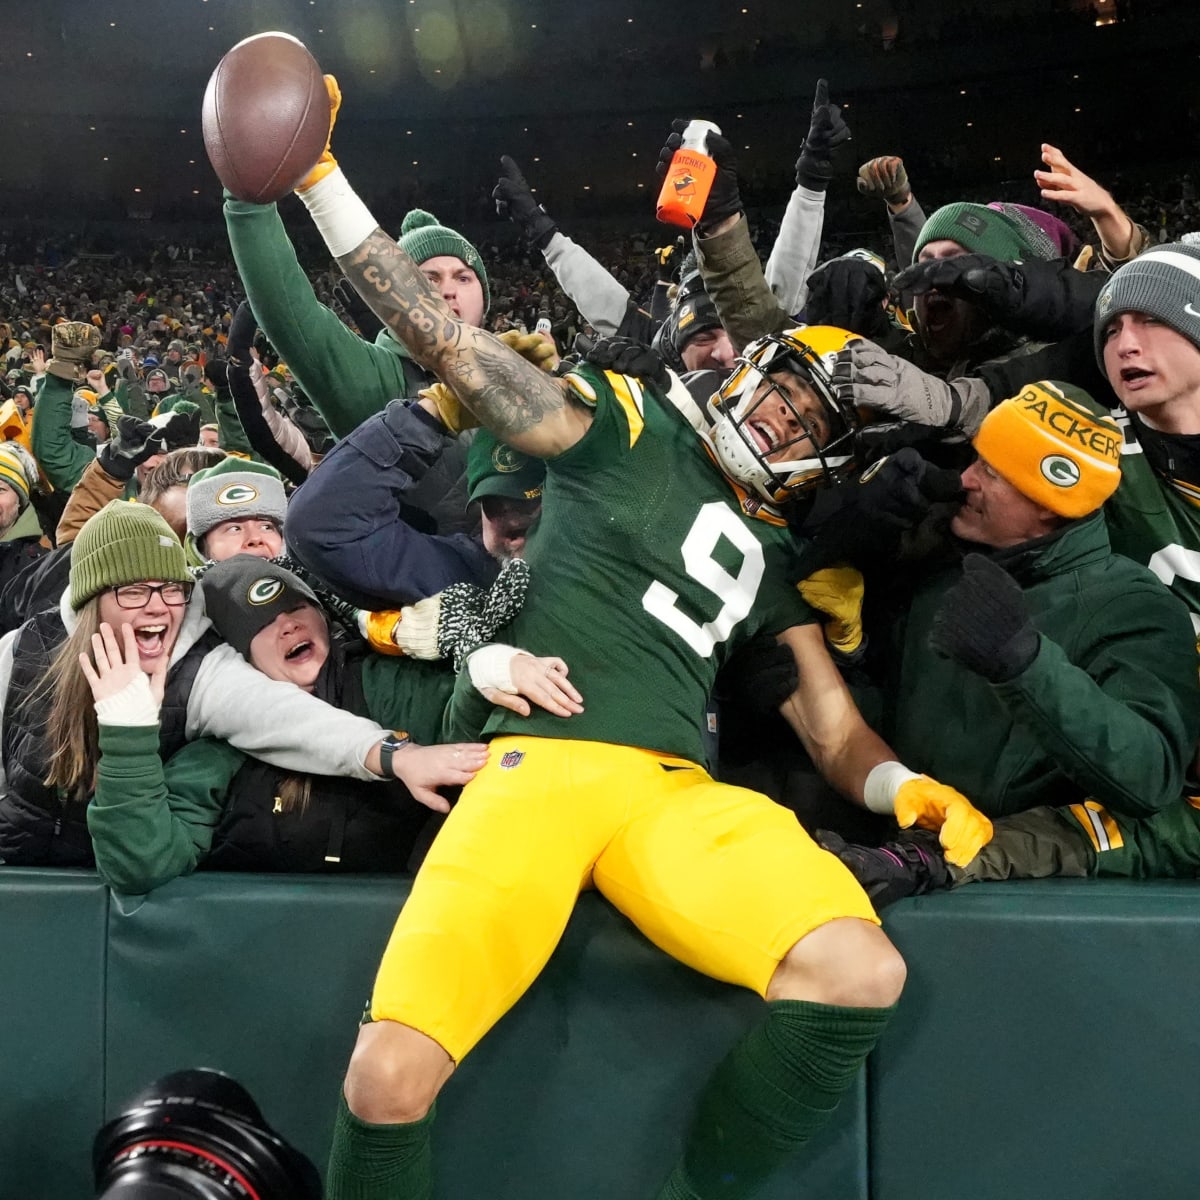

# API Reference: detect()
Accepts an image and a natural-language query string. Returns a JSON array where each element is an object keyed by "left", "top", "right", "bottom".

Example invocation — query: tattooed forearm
[
  {"left": 339, "top": 232, "right": 451, "bottom": 367},
  {"left": 337, "top": 228, "right": 580, "bottom": 451},
  {"left": 450, "top": 335, "right": 571, "bottom": 437}
]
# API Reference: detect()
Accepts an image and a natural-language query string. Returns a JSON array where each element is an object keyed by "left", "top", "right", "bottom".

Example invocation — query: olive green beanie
[{"left": 70, "top": 500, "right": 190, "bottom": 610}]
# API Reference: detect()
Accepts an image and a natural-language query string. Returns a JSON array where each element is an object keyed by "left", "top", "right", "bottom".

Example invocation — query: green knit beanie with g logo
[{"left": 398, "top": 209, "right": 491, "bottom": 315}]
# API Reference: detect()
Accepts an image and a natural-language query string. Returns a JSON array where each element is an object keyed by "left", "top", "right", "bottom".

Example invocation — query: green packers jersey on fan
[
  {"left": 1107, "top": 408, "right": 1200, "bottom": 640},
  {"left": 485, "top": 364, "right": 814, "bottom": 764}
]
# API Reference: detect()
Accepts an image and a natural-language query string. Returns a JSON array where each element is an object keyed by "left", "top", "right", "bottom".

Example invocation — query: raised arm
[{"left": 299, "top": 171, "right": 591, "bottom": 458}]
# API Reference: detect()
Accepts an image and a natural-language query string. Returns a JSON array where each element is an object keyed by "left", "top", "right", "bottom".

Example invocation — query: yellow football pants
[{"left": 370, "top": 736, "right": 877, "bottom": 1061}]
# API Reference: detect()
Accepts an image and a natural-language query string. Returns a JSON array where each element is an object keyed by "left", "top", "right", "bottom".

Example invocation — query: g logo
[
  {"left": 246, "top": 578, "right": 284, "bottom": 606},
  {"left": 1040, "top": 455, "right": 1081, "bottom": 488},
  {"left": 491, "top": 445, "right": 525, "bottom": 475},
  {"left": 217, "top": 483, "right": 259, "bottom": 505}
]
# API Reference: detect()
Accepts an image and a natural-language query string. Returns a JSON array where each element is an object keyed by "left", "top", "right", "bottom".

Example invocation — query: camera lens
[{"left": 94, "top": 1070, "right": 321, "bottom": 1200}]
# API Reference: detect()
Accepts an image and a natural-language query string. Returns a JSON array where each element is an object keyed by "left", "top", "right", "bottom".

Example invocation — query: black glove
[
  {"left": 855, "top": 418, "right": 960, "bottom": 461},
  {"left": 98, "top": 414, "right": 166, "bottom": 481},
  {"left": 804, "top": 258, "right": 889, "bottom": 339},
  {"left": 928, "top": 553, "right": 1040, "bottom": 683},
  {"left": 792, "top": 447, "right": 965, "bottom": 573},
  {"left": 582, "top": 337, "right": 670, "bottom": 391},
  {"left": 278, "top": 388, "right": 335, "bottom": 457},
  {"left": 656, "top": 119, "right": 742, "bottom": 234},
  {"left": 718, "top": 633, "right": 798, "bottom": 716},
  {"left": 493, "top": 156, "right": 558, "bottom": 251},
  {"left": 795, "top": 79, "right": 852, "bottom": 192},
  {"left": 891, "top": 254, "right": 1103, "bottom": 342},
  {"left": 252, "top": 329, "right": 279, "bottom": 371},
  {"left": 157, "top": 401, "right": 201, "bottom": 449}
]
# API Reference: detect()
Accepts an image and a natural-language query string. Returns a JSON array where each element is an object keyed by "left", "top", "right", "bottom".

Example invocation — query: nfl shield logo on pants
[{"left": 500, "top": 749, "right": 525, "bottom": 771}]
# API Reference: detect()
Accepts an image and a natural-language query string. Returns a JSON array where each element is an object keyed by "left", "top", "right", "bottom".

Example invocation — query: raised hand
[{"left": 79, "top": 622, "right": 168, "bottom": 714}]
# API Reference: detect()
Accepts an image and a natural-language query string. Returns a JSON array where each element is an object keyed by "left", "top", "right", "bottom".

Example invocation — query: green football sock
[
  {"left": 657, "top": 999, "right": 896, "bottom": 1199},
  {"left": 325, "top": 1092, "right": 435, "bottom": 1200}
]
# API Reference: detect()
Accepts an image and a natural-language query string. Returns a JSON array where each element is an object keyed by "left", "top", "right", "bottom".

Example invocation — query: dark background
[{"left": 3, "top": 0, "right": 1198, "bottom": 233}]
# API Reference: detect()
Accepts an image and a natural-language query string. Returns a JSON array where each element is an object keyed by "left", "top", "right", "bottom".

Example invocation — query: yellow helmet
[{"left": 707, "top": 326, "right": 861, "bottom": 504}]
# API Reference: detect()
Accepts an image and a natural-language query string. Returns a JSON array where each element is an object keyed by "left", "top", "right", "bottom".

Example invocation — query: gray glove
[{"left": 830, "top": 341, "right": 992, "bottom": 435}]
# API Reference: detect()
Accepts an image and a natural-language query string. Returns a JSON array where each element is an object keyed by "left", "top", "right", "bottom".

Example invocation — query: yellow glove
[
  {"left": 294, "top": 74, "right": 343, "bottom": 193},
  {"left": 419, "top": 331, "right": 557, "bottom": 435},
  {"left": 359, "top": 609, "right": 405, "bottom": 657},
  {"left": 497, "top": 328, "right": 559, "bottom": 372},
  {"left": 418, "top": 382, "right": 478, "bottom": 436},
  {"left": 797, "top": 566, "right": 864, "bottom": 656},
  {"left": 893, "top": 775, "right": 993, "bottom": 868}
]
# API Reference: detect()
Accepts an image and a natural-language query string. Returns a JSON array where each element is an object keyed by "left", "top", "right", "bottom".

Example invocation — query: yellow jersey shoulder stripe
[{"left": 603, "top": 371, "right": 646, "bottom": 448}]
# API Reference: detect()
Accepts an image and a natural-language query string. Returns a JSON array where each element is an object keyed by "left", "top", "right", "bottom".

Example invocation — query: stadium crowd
[{"left": 2, "top": 73, "right": 1200, "bottom": 1199}]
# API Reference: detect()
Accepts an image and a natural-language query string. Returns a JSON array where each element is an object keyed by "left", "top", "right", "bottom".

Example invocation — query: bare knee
[
  {"left": 767, "top": 917, "right": 906, "bottom": 1009},
  {"left": 343, "top": 1020, "right": 455, "bottom": 1125}
]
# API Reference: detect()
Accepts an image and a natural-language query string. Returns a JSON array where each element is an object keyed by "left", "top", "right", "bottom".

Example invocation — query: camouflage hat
[{"left": 51, "top": 321, "right": 101, "bottom": 359}]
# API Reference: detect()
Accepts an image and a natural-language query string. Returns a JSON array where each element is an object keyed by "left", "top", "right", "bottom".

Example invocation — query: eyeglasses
[{"left": 110, "top": 582, "right": 193, "bottom": 609}]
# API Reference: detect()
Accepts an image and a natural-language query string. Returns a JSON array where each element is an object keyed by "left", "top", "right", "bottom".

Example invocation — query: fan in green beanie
[
  {"left": 398, "top": 209, "right": 491, "bottom": 317},
  {"left": 70, "top": 500, "right": 190, "bottom": 610},
  {"left": 912, "top": 202, "right": 1061, "bottom": 266}
]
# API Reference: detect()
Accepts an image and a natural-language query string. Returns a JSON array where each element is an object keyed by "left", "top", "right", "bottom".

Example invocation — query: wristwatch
[{"left": 378, "top": 731, "right": 412, "bottom": 779}]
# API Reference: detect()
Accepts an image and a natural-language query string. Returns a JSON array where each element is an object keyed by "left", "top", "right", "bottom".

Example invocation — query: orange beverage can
[{"left": 656, "top": 120, "right": 722, "bottom": 228}]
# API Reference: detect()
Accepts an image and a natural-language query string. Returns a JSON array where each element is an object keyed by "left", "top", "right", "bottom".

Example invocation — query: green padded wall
[
  {"left": 0, "top": 869, "right": 109, "bottom": 1200},
  {"left": 875, "top": 881, "right": 1200, "bottom": 1200},
  {"left": 104, "top": 874, "right": 867, "bottom": 1199}
]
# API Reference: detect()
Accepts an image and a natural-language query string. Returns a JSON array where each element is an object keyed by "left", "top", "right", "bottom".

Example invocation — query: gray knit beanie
[
  {"left": 1093, "top": 243, "right": 1200, "bottom": 367},
  {"left": 186, "top": 459, "right": 287, "bottom": 560}
]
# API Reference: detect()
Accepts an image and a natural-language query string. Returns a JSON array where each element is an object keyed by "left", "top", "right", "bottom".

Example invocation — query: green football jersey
[
  {"left": 1107, "top": 408, "right": 1200, "bottom": 641},
  {"left": 485, "top": 365, "right": 813, "bottom": 763}
]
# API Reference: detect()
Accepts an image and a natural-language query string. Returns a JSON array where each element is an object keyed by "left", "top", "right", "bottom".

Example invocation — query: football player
[{"left": 285, "top": 92, "right": 994, "bottom": 1200}]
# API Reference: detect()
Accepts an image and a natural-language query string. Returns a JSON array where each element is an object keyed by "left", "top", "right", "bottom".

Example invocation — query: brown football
[{"left": 202, "top": 32, "right": 330, "bottom": 204}]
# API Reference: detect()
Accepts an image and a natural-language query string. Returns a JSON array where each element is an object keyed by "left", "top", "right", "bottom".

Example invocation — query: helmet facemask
[{"left": 707, "top": 329, "right": 861, "bottom": 505}]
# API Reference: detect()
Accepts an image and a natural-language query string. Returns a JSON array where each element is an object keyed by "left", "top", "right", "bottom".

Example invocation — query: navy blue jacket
[{"left": 286, "top": 400, "right": 497, "bottom": 611}]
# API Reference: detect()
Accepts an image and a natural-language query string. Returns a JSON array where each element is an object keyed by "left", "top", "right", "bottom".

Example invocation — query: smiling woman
[{"left": 0, "top": 501, "right": 494, "bottom": 876}]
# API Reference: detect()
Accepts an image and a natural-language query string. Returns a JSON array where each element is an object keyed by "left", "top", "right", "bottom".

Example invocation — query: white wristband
[
  {"left": 296, "top": 166, "right": 379, "bottom": 259},
  {"left": 863, "top": 761, "right": 922, "bottom": 815},
  {"left": 467, "top": 644, "right": 527, "bottom": 695},
  {"left": 95, "top": 672, "right": 161, "bottom": 727}
]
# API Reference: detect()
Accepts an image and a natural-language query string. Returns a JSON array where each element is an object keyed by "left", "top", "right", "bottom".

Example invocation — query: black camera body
[{"left": 93, "top": 1069, "right": 322, "bottom": 1200}]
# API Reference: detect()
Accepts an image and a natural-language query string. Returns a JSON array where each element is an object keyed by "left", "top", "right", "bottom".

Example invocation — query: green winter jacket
[
  {"left": 884, "top": 513, "right": 1200, "bottom": 820},
  {"left": 86, "top": 650, "right": 457, "bottom": 893},
  {"left": 223, "top": 194, "right": 475, "bottom": 535},
  {"left": 30, "top": 373, "right": 93, "bottom": 493}
]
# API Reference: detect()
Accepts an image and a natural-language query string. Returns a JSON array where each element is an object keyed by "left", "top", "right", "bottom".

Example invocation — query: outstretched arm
[{"left": 299, "top": 170, "right": 591, "bottom": 458}]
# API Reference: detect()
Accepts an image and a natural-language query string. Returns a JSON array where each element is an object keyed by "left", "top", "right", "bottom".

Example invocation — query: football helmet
[{"left": 707, "top": 325, "right": 861, "bottom": 504}]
